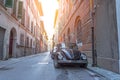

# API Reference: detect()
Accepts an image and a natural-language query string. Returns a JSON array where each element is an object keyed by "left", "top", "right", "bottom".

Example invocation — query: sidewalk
[
  {"left": 0, "top": 54, "right": 41, "bottom": 68},
  {"left": 88, "top": 64, "right": 120, "bottom": 80}
]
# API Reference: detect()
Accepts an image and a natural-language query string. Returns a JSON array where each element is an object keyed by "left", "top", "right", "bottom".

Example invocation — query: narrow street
[
  {"left": 0, "top": 0, "right": 120, "bottom": 80},
  {"left": 0, "top": 52, "right": 106, "bottom": 80}
]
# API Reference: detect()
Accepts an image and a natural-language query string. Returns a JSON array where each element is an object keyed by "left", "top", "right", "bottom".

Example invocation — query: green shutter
[
  {"left": 18, "top": 1, "right": 23, "bottom": 19},
  {"left": 5, "top": 0, "right": 13, "bottom": 8},
  {"left": 13, "top": 0, "right": 17, "bottom": 15}
]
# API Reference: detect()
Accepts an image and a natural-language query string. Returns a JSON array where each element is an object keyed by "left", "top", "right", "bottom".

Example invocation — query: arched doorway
[
  {"left": 0, "top": 27, "right": 5, "bottom": 59},
  {"left": 76, "top": 20, "right": 82, "bottom": 43},
  {"left": 9, "top": 28, "right": 17, "bottom": 58},
  {"left": 74, "top": 16, "right": 82, "bottom": 43}
]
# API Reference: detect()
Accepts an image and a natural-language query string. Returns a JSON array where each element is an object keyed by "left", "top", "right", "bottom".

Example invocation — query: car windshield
[
  {"left": 56, "top": 43, "right": 78, "bottom": 50},
  {"left": 68, "top": 43, "right": 78, "bottom": 50}
]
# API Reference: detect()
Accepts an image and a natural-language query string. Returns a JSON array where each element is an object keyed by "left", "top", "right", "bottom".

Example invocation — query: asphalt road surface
[{"left": 0, "top": 52, "right": 106, "bottom": 80}]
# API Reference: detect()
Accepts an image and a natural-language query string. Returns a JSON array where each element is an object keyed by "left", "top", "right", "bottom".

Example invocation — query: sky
[{"left": 39, "top": 0, "right": 58, "bottom": 38}]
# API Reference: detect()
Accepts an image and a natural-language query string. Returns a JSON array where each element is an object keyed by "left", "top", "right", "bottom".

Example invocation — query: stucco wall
[
  {"left": 95, "top": 0, "right": 119, "bottom": 73},
  {"left": 0, "top": 5, "right": 35, "bottom": 59}
]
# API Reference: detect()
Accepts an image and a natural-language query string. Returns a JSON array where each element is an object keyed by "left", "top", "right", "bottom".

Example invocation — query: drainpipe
[
  {"left": 91, "top": 27, "right": 97, "bottom": 67},
  {"left": 90, "top": 0, "right": 97, "bottom": 67}
]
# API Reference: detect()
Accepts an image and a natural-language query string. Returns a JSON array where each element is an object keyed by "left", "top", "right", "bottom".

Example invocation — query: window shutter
[
  {"left": 13, "top": 0, "right": 17, "bottom": 16},
  {"left": 5, "top": 0, "right": 13, "bottom": 8},
  {"left": 21, "top": 8, "right": 25, "bottom": 25},
  {"left": 18, "top": 1, "right": 23, "bottom": 19},
  {"left": 20, "top": 34, "right": 24, "bottom": 46},
  {"left": 31, "top": 22, "right": 33, "bottom": 33}
]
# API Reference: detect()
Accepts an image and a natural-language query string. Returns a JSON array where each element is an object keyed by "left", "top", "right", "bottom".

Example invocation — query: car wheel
[
  {"left": 54, "top": 56, "right": 60, "bottom": 68},
  {"left": 79, "top": 63, "right": 87, "bottom": 68},
  {"left": 82, "top": 63, "right": 87, "bottom": 68}
]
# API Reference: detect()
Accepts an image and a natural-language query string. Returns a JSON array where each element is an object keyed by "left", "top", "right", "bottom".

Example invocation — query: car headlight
[
  {"left": 58, "top": 53, "right": 63, "bottom": 60},
  {"left": 81, "top": 54, "right": 87, "bottom": 60}
]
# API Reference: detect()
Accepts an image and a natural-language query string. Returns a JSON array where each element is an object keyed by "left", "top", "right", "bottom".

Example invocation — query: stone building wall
[
  {"left": 95, "top": 0, "right": 119, "bottom": 73},
  {"left": 58, "top": 0, "right": 93, "bottom": 63}
]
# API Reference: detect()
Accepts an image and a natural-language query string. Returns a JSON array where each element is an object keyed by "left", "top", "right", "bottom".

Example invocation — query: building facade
[
  {"left": 54, "top": 0, "right": 120, "bottom": 73},
  {"left": 0, "top": 0, "right": 47, "bottom": 60},
  {"left": 55, "top": 0, "right": 93, "bottom": 64},
  {"left": 93, "top": 0, "right": 120, "bottom": 73}
]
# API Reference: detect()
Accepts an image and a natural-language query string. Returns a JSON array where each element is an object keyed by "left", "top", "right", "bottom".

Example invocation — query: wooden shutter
[
  {"left": 18, "top": 1, "right": 23, "bottom": 19},
  {"left": 21, "top": 8, "right": 25, "bottom": 25},
  {"left": 13, "top": 0, "right": 17, "bottom": 16}
]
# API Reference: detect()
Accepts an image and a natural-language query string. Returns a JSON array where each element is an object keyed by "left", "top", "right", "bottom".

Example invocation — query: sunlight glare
[{"left": 39, "top": 0, "right": 58, "bottom": 38}]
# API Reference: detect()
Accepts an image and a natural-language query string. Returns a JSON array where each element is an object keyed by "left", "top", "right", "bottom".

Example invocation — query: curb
[
  {"left": 87, "top": 67, "right": 109, "bottom": 80},
  {"left": 87, "top": 66, "right": 120, "bottom": 80}
]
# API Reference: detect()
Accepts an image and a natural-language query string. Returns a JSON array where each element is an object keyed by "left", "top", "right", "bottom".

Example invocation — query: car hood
[{"left": 62, "top": 49, "right": 81, "bottom": 60}]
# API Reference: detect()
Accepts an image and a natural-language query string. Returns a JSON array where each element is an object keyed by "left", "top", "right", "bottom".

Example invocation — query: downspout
[{"left": 90, "top": 0, "right": 97, "bottom": 66}]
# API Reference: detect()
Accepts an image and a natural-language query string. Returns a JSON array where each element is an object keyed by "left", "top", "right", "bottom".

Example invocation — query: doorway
[
  {"left": 0, "top": 27, "right": 5, "bottom": 59},
  {"left": 9, "top": 28, "right": 17, "bottom": 58}
]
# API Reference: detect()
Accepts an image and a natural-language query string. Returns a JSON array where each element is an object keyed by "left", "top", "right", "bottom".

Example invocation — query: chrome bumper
[{"left": 57, "top": 60, "right": 87, "bottom": 64}]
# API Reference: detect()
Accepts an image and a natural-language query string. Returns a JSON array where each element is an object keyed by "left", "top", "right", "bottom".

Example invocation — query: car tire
[
  {"left": 54, "top": 56, "right": 60, "bottom": 68},
  {"left": 82, "top": 63, "right": 87, "bottom": 68},
  {"left": 79, "top": 63, "right": 87, "bottom": 68}
]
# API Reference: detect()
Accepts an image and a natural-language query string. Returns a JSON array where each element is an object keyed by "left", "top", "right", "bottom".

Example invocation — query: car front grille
[{"left": 73, "top": 50, "right": 80, "bottom": 60}]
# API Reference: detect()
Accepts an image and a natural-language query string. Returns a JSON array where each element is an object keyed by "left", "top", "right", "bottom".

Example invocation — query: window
[
  {"left": 76, "top": 20, "right": 82, "bottom": 43},
  {"left": 5, "top": 0, "right": 13, "bottom": 8},
  {"left": 26, "top": 15, "right": 30, "bottom": 29},
  {"left": 20, "top": 34, "right": 24, "bottom": 46},
  {"left": 18, "top": 1, "right": 23, "bottom": 19},
  {"left": 31, "top": 22, "right": 33, "bottom": 33},
  {"left": 21, "top": 8, "right": 25, "bottom": 25},
  {"left": 30, "top": 39, "right": 32, "bottom": 47},
  {"left": 26, "top": 37, "right": 29, "bottom": 47},
  {"left": 13, "top": 0, "right": 17, "bottom": 16}
]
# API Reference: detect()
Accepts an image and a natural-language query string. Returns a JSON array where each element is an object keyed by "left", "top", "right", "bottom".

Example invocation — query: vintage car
[{"left": 52, "top": 43, "right": 88, "bottom": 68}]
